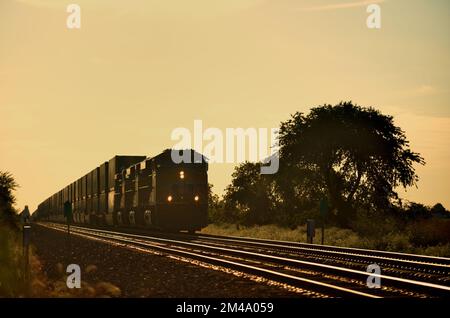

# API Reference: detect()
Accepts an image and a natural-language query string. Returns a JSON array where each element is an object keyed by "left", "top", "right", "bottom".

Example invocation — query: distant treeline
[{"left": 208, "top": 102, "right": 450, "bottom": 229}]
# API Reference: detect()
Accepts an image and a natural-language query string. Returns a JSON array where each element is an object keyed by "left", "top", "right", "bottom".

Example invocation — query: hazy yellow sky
[{"left": 1, "top": 0, "right": 449, "bottom": 212}]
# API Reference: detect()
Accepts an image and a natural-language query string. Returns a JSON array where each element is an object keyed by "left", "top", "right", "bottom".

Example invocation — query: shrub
[{"left": 408, "top": 219, "right": 450, "bottom": 246}]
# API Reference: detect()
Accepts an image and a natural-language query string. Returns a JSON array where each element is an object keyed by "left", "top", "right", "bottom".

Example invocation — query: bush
[
  {"left": 408, "top": 219, "right": 450, "bottom": 247},
  {"left": 350, "top": 209, "right": 404, "bottom": 237},
  {"left": 382, "top": 232, "right": 413, "bottom": 252}
]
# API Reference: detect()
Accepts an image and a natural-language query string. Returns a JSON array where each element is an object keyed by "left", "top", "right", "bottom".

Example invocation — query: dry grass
[
  {"left": 201, "top": 223, "right": 363, "bottom": 246},
  {"left": 201, "top": 222, "right": 450, "bottom": 257},
  {"left": 0, "top": 223, "right": 122, "bottom": 298},
  {"left": 0, "top": 224, "right": 28, "bottom": 297}
]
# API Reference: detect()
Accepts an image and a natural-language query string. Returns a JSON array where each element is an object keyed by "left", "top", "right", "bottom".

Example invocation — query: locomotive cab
[{"left": 153, "top": 150, "right": 208, "bottom": 232}]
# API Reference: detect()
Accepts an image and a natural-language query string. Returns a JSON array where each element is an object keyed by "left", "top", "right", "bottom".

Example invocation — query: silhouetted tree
[
  {"left": 278, "top": 102, "right": 424, "bottom": 227},
  {"left": 208, "top": 183, "right": 225, "bottom": 223},
  {"left": 431, "top": 203, "right": 449, "bottom": 218},
  {"left": 406, "top": 202, "right": 431, "bottom": 219},
  {"left": 0, "top": 171, "right": 18, "bottom": 225},
  {"left": 223, "top": 162, "right": 277, "bottom": 225},
  {"left": 268, "top": 162, "right": 322, "bottom": 226}
]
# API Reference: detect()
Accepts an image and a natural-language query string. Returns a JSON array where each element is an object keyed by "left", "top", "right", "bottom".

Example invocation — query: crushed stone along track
[
  {"left": 37, "top": 222, "right": 450, "bottom": 298},
  {"left": 180, "top": 234, "right": 450, "bottom": 285}
]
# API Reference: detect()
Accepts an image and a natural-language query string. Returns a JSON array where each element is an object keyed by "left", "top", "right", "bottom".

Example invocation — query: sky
[{"left": 1, "top": 0, "right": 449, "bottom": 212}]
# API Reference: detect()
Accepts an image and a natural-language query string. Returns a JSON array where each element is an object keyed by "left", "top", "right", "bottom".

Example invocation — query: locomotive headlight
[
  {"left": 194, "top": 195, "right": 199, "bottom": 202},
  {"left": 179, "top": 171, "right": 184, "bottom": 179},
  {"left": 167, "top": 195, "right": 173, "bottom": 202}
]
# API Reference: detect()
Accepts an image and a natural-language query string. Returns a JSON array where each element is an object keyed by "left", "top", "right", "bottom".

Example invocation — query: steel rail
[
  {"left": 40, "top": 223, "right": 450, "bottom": 297},
  {"left": 39, "top": 223, "right": 381, "bottom": 298},
  {"left": 193, "top": 233, "right": 450, "bottom": 266},
  {"left": 185, "top": 235, "right": 450, "bottom": 275}
]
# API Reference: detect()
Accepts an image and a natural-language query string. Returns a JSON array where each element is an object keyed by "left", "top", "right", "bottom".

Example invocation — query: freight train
[{"left": 33, "top": 149, "right": 208, "bottom": 233}]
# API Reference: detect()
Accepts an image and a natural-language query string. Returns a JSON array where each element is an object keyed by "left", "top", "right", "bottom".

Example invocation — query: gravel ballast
[{"left": 30, "top": 224, "right": 307, "bottom": 298}]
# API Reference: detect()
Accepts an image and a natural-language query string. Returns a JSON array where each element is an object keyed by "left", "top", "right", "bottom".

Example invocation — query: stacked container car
[
  {"left": 34, "top": 149, "right": 208, "bottom": 233},
  {"left": 98, "top": 161, "right": 108, "bottom": 224},
  {"left": 106, "top": 156, "right": 146, "bottom": 225}
]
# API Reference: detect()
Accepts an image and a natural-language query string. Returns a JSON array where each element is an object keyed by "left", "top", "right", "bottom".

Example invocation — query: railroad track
[
  {"left": 36, "top": 222, "right": 450, "bottom": 298},
  {"left": 194, "top": 232, "right": 450, "bottom": 267},
  {"left": 180, "top": 233, "right": 450, "bottom": 284},
  {"left": 65, "top": 223, "right": 449, "bottom": 283}
]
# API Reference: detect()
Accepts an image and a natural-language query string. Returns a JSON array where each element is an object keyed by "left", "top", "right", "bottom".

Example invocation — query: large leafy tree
[
  {"left": 223, "top": 162, "right": 276, "bottom": 225},
  {"left": 278, "top": 102, "right": 424, "bottom": 226}
]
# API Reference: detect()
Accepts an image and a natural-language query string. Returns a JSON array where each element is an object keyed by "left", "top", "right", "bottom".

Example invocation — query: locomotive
[{"left": 34, "top": 149, "right": 208, "bottom": 233}]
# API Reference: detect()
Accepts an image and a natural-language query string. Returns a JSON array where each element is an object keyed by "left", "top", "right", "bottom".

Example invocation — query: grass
[
  {"left": 201, "top": 223, "right": 450, "bottom": 257},
  {"left": 201, "top": 223, "right": 365, "bottom": 246},
  {"left": 0, "top": 223, "right": 28, "bottom": 297},
  {"left": 0, "top": 222, "right": 122, "bottom": 297}
]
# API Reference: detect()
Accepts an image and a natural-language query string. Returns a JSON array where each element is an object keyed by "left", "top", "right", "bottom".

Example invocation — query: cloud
[{"left": 298, "top": 0, "right": 386, "bottom": 12}]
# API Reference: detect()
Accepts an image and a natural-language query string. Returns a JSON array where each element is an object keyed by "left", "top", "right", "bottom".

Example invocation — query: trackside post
[
  {"left": 306, "top": 219, "right": 315, "bottom": 244},
  {"left": 64, "top": 200, "right": 73, "bottom": 235}
]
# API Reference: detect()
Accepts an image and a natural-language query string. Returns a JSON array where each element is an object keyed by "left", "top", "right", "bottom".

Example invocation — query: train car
[
  {"left": 34, "top": 149, "right": 208, "bottom": 233},
  {"left": 112, "top": 149, "right": 208, "bottom": 232},
  {"left": 105, "top": 155, "right": 146, "bottom": 225},
  {"left": 98, "top": 161, "right": 108, "bottom": 225}
]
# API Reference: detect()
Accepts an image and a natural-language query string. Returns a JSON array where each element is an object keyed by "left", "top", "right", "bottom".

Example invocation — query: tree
[
  {"left": 278, "top": 102, "right": 424, "bottom": 227},
  {"left": 223, "top": 162, "right": 276, "bottom": 225},
  {"left": 0, "top": 171, "right": 19, "bottom": 225},
  {"left": 431, "top": 203, "right": 449, "bottom": 218},
  {"left": 207, "top": 183, "right": 225, "bottom": 223},
  {"left": 406, "top": 202, "right": 431, "bottom": 219}
]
